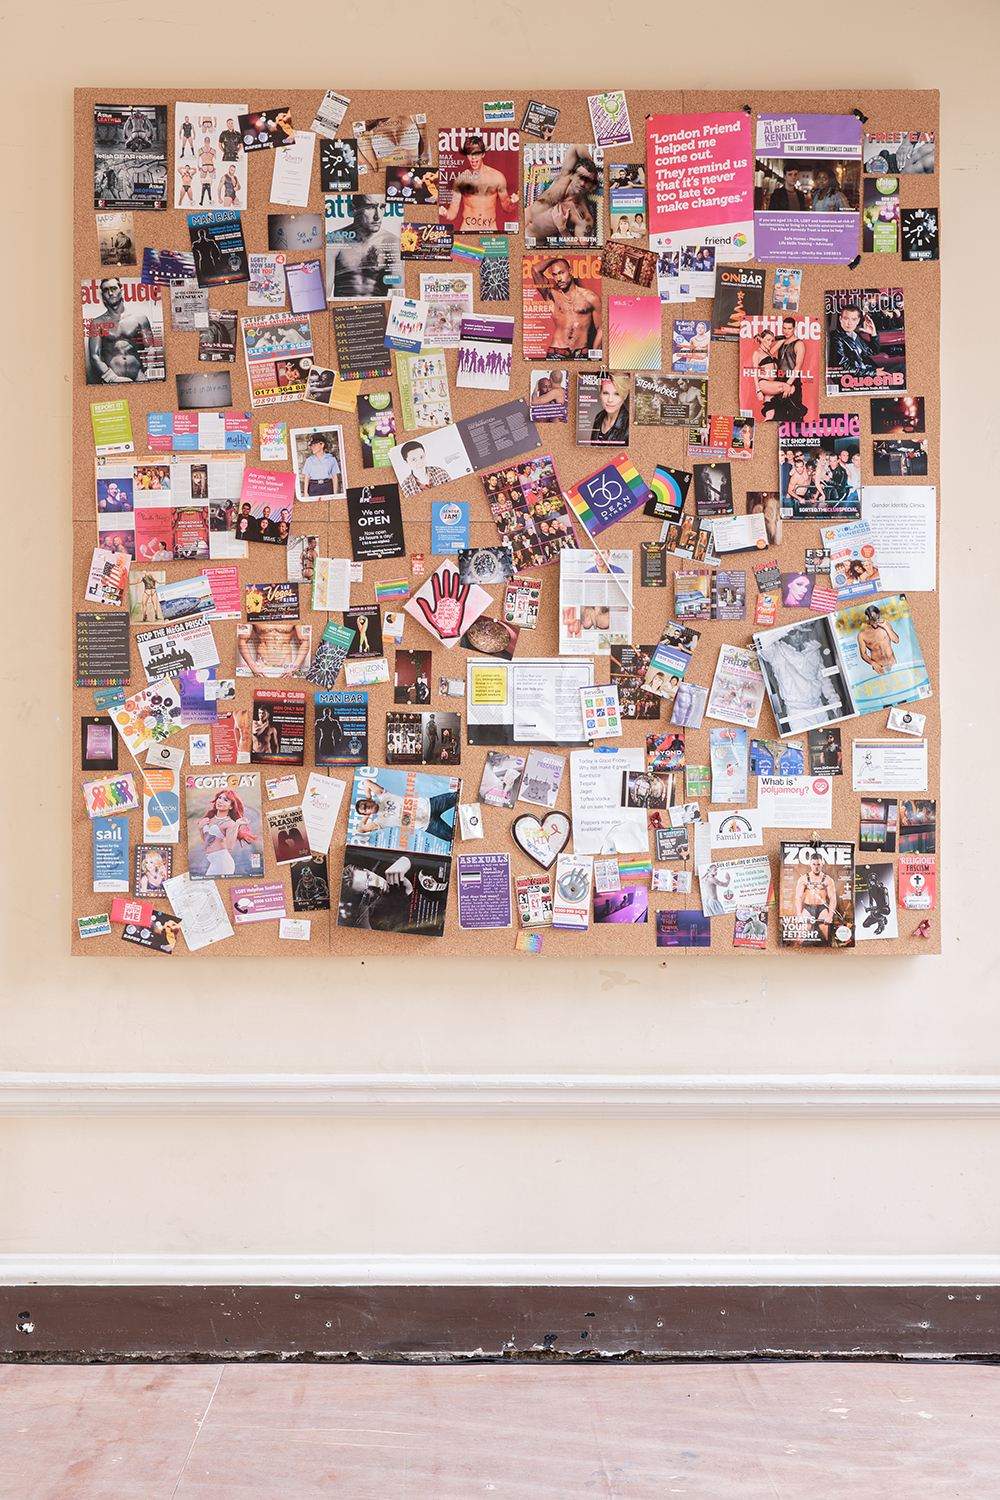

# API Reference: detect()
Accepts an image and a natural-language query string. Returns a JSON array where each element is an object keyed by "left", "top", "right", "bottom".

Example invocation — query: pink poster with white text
[{"left": 646, "top": 112, "right": 754, "bottom": 261}]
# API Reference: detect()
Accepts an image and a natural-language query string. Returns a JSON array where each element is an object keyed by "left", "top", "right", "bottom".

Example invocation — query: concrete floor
[{"left": 0, "top": 1361, "right": 994, "bottom": 1497}]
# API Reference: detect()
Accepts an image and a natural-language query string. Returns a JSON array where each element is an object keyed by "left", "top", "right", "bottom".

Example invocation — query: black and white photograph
[
  {"left": 753, "top": 617, "right": 857, "bottom": 737},
  {"left": 854, "top": 862, "right": 899, "bottom": 941}
]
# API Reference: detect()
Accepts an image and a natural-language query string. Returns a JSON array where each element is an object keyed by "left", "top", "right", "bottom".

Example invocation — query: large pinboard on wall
[{"left": 72, "top": 88, "right": 940, "bottom": 957}]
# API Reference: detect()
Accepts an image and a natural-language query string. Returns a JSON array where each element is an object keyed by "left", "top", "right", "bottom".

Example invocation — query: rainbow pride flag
[{"left": 563, "top": 452, "right": 652, "bottom": 535}]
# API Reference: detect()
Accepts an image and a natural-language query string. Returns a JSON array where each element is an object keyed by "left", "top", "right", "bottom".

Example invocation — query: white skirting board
[
  {"left": 1, "top": 1253, "right": 998, "bottom": 1287},
  {"left": 1, "top": 1073, "right": 998, "bottom": 1119}
]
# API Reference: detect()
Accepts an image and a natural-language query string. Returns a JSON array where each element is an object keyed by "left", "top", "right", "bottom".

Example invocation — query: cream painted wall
[{"left": 2, "top": 0, "right": 998, "bottom": 1260}]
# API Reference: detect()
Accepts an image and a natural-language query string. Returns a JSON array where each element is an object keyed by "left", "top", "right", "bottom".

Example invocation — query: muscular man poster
[
  {"left": 82, "top": 277, "right": 165, "bottom": 385},
  {"left": 438, "top": 128, "right": 520, "bottom": 235},
  {"left": 522, "top": 253, "right": 603, "bottom": 361}
]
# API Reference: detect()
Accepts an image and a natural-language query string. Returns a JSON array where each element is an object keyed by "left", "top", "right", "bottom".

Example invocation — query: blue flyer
[
  {"left": 92, "top": 816, "right": 130, "bottom": 893},
  {"left": 431, "top": 500, "right": 470, "bottom": 556}
]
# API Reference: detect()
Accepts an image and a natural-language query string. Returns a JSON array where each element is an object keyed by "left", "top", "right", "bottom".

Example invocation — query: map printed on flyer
[
  {"left": 324, "top": 194, "right": 404, "bottom": 301},
  {"left": 646, "top": 112, "right": 754, "bottom": 261},
  {"left": 437, "top": 127, "right": 520, "bottom": 235},
  {"left": 82, "top": 279, "right": 165, "bottom": 387},
  {"left": 739, "top": 312, "right": 822, "bottom": 426},
  {"left": 242, "top": 314, "right": 314, "bottom": 407},
  {"left": 825, "top": 288, "right": 906, "bottom": 397},
  {"left": 778, "top": 840, "right": 855, "bottom": 948},
  {"left": 778, "top": 414, "right": 861, "bottom": 519},
  {"left": 522, "top": 253, "right": 604, "bottom": 362},
  {"left": 524, "top": 143, "right": 604, "bottom": 249},
  {"left": 94, "top": 104, "right": 168, "bottom": 212},
  {"left": 754, "top": 113, "right": 862, "bottom": 264}
]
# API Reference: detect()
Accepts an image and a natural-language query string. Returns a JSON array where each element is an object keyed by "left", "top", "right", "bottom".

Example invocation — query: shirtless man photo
[
  {"left": 442, "top": 135, "right": 517, "bottom": 234},
  {"left": 794, "top": 851, "right": 839, "bottom": 942},
  {"left": 252, "top": 706, "right": 280, "bottom": 758},
  {"left": 85, "top": 278, "right": 154, "bottom": 384},
  {"left": 530, "top": 257, "right": 602, "bottom": 358},
  {"left": 525, "top": 144, "right": 601, "bottom": 244},
  {"left": 238, "top": 621, "right": 310, "bottom": 677},
  {"left": 857, "top": 605, "right": 900, "bottom": 675},
  {"left": 326, "top": 195, "right": 402, "bottom": 300}
]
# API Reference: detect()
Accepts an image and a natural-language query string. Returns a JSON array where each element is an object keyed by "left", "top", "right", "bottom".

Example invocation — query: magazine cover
[
  {"left": 324, "top": 194, "right": 404, "bottom": 301},
  {"left": 739, "top": 314, "right": 822, "bottom": 425},
  {"left": 778, "top": 840, "right": 855, "bottom": 947},
  {"left": 437, "top": 126, "right": 520, "bottom": 234},
  {"left": 337, "top": 844, "right": 452, "bottom": 938},
  {"left": 778, "top": 414, "right": 861, "bottom": 519},
  {"left": 633, "top": 374, "right": 706, "bottom": 428},
  {"left": 184, "top": 772, "right": 264, "bottom": 880},
  {"left": 523, "top": 143, "right": 604, "bottom": 248},
  {"left": 825, "top": 287, "right": 906, "bottom": 397},
  {"left": 522, "top": 253, "right": 603, "bottom": 362},
  {"left": 754, "top": 616, "right": 858, "bottom": 737},
  {"left": 315, "top": 691, "right": 368, "bottom": 767},
  {"left": 345, "top": 767, "right": 460, "bottom": 859},
  {"left": 832, "top": 594, "right": 932, "bottom": 715},
  {"left": 576, "top": 373, "right": 630, "bottom": 446},
  {"left": 82, "top": 278, "right": 165, "bottom": 386},
  {"left": 94, "top": 104, "right": 168, "bottom": 212},
  {"left": 706, "top": 644, "right": 766, "bottom": 728}
]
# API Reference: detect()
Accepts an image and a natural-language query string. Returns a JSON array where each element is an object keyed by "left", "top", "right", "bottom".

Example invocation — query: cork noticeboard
[{"left": 72, "top": 87, "right": 940, "bottom": 957}]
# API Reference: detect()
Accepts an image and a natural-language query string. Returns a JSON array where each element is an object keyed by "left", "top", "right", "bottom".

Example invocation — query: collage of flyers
[{"left": 77, "top": 90, "right": 939, "bottom": 954}]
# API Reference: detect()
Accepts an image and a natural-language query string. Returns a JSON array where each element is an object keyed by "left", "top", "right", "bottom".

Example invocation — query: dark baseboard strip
[{"left": 2, "top": 1286, "right": 998, "bottom": 1361}]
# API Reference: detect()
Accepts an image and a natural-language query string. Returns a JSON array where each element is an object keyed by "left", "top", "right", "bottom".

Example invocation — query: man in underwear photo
[
  {"left": 530, "top": 257, "right": 602, "bottom": 359},
  {"left": 763, "top": 624, "right": 844, "bottom": 729},
  {"left": 220, "top": 164, "right": 241, "bottom": 207},
  {"left": 252, "top": 705, "right": 280, "bottom": 758},
  {"left": 327, "top": 195, "right": 402, "bottom": 300},
  {"left": 140, "top": 572, "right": 161, "bottom": 622},
  {"left": 442, "top": 135, "right": 517, "bottom": 234},
  {"left": 179, "top": 115, "right": 195, "bottom": 159},
  {"left": 85, "top": 278, "right": 155, "bottom": 384},
  {"left": 794, "top": 850, "right": 839, "bottom": 943},
  {"left": 198, "top": 137, "right": 217, "bottom": 205},
  {"left": 525, "top": 144, "right": 601, "bottom": 244},
  {"left": 177, "top": 161, "right": 196, "bottom": 204},
  {"left": 857, "top": 605, "right": 900, "bottom": 675},
  {"left": 238, "top": 620, "right": 310, "bottom": 677}
]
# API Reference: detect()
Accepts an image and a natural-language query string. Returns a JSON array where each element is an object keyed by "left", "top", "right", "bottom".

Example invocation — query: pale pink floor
[{"left": 0, "top": 1362, "right": 995, "bottom": 1498}]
